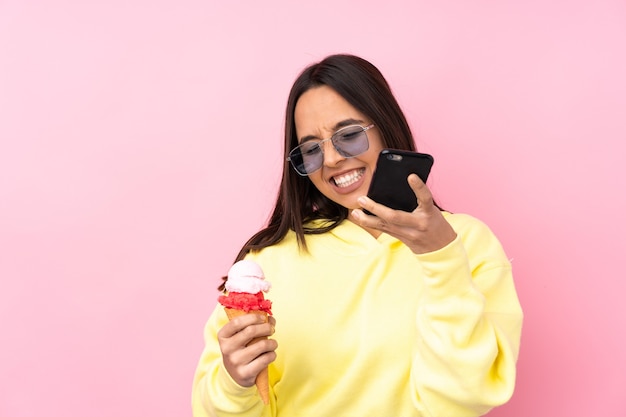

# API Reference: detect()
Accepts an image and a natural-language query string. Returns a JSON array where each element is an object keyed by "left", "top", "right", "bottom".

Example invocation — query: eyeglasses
[{"left": 287, "top": 124, "right": 375, "bottom": 176}]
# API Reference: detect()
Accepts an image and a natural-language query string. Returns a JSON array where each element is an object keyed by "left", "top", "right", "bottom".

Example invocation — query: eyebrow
[{"left": 299, "top": 118, "right": 366, "bottom": 143}]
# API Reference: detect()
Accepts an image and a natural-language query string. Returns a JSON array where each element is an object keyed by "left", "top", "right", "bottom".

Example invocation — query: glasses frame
[{"left": 287, "top": 124, "right": 375, "bottom": 176}]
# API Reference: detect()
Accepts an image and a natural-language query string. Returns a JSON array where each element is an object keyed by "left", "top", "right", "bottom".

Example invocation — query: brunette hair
[{"left": 219, "top": 54, "right": 420, "bottom": 291}]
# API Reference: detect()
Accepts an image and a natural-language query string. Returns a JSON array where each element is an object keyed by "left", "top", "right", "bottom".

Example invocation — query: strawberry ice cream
[{"left": 218, "top": 259, "right": 272, "bottom": 314}]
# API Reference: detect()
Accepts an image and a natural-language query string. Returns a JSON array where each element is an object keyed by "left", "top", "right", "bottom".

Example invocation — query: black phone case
[{"left": 366, "top": 149, "right": 434, "bottom": 213}]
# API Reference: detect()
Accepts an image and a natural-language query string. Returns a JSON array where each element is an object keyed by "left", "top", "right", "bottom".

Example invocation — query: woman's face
[{"left": 294, "top": 85, "right": 384, "bottom": 210}]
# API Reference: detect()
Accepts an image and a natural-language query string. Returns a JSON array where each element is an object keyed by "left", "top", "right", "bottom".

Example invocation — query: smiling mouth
[{"left": 332, "top": 168, "right": 365, "bottom": 188}]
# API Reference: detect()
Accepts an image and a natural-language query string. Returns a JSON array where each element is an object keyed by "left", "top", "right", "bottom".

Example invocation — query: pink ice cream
[{"left": 218, "top": 260, "right": 272, "bottom": 314}]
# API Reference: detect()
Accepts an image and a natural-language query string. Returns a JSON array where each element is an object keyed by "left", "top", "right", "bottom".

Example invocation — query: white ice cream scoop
[{"left": 225, "top": 259, "right": 271, "bottom": 293}]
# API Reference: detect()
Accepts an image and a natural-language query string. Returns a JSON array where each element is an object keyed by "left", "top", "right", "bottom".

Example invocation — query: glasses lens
[
  {"left": 333, "top": 126, "right": 369, "bottom": 157},
  {"left": 288, "top": 142, "right": 323, "bottom": 175}
]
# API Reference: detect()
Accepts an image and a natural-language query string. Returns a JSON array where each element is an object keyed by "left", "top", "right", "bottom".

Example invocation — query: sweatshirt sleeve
[
  {"left": 191, "top": 305, "right": 274, "bottom": 417},
  {"left": 411, "top": 214, "right": 523, "bottom": 417}
]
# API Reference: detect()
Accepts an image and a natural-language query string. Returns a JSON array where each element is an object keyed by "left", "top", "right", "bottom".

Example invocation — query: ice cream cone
[{"left": 224, "top": 308, "right": 270, "bottom": 404}]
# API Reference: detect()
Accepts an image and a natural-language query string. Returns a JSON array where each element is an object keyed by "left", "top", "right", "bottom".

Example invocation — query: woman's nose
[{"left": 321, "top": 140, "right": 345, "bottom": 167}]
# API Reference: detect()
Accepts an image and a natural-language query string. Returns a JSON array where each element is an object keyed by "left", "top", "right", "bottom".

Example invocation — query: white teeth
[{"left": 333, "top": 169, "right": 364, "bottom": 188}]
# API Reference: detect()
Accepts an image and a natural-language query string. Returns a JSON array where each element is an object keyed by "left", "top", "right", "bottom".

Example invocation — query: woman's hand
[
  {"left": 351, "top": 174, "right": 457, "bottom": 254},
  {"left": 217, "top": 313, "right": 277, "bottom": 387}
]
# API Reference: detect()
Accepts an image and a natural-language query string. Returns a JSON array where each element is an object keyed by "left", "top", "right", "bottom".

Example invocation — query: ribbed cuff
[{"left": 415, "top": 235, "right": 475, "bottom": 299}]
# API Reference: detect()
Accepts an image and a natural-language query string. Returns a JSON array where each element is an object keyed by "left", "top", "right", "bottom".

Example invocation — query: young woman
[{"left": 192, "top": 54, "right": 523, "bottom": 417}]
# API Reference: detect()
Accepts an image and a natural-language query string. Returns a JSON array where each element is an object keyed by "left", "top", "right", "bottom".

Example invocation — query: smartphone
[{"left": 365, "top": 149, "right": 434, "bottom": 213}]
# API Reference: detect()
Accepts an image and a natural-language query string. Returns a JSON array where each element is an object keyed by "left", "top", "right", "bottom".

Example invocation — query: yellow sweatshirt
[{"left": 192, "top": 213, "right": 523, "bottom": 417}]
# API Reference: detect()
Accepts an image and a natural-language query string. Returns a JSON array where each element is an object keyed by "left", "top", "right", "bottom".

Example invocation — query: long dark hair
[{"left": 219, "top": 54, "right": 420, "bottom": 291}]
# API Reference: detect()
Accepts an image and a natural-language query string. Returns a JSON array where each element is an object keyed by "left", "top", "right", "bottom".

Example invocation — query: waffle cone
[{"left": 224, "top": 308, "right": 270, "bottom": 404}]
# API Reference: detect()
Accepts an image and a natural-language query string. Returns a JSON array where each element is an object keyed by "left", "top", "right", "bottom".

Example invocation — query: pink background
[{"left": 1, "top": 1, "right": 625, "bottom": 416}]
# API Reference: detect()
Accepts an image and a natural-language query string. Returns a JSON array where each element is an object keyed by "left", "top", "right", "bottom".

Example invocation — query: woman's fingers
[
  {"left": 407, "top": 173, "right": 434, "bottom": 209},
  {"left": 354, "top": 195, "right": 406, "bottom": 222},
  {"left": 352, "top": 175, "right": 456, "bottom": 253},
  {"left": 218, "top": 313, "right": 277, "bottom": 387},
  {"left": 219, "top": 314, "right": 267, "bottom": 346}
]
